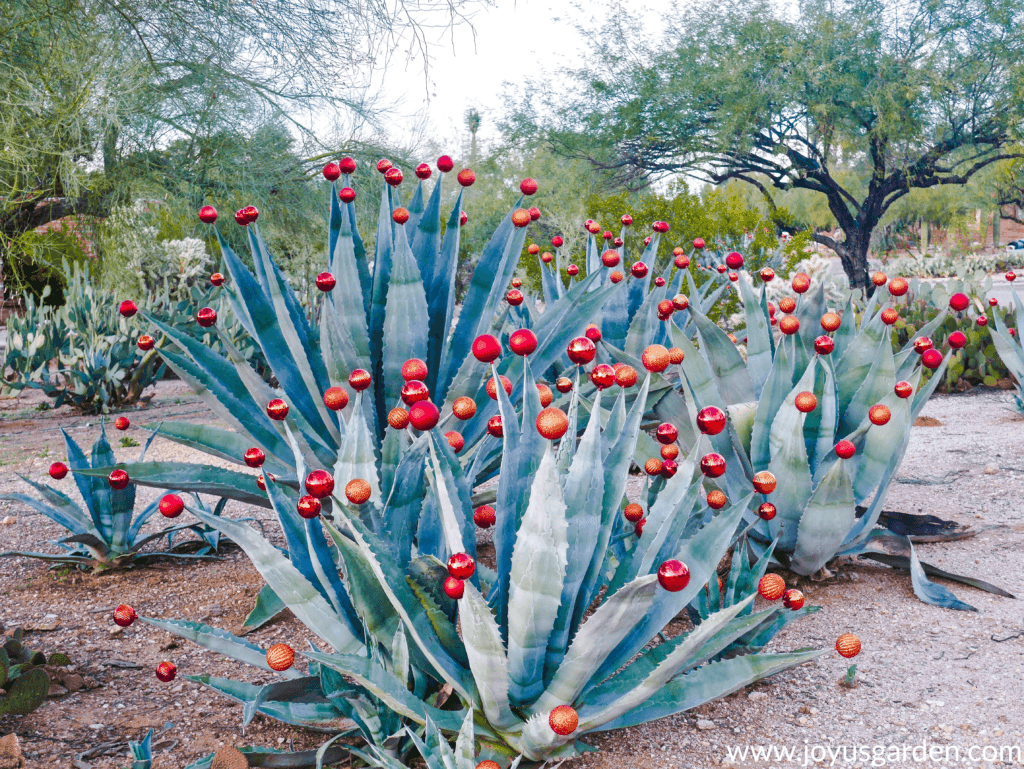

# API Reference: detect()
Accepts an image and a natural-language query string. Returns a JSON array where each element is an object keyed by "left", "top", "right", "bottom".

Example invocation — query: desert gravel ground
[{"left": 1, "top": 382, "right": 1022, "bottom": 768}]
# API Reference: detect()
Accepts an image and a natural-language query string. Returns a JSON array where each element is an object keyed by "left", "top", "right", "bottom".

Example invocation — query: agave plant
[
  {"left": 0, "top": 423, "right": 227, "bottom": 571},
  {"left": 983, "top": 286, "right": 1024, "bottom": 409},
  {"left": 664, "top": 267, "right": 1011, "bottom": 610},
  {"left": 129, "top": 351, "right": 823, "bottom": 765}
]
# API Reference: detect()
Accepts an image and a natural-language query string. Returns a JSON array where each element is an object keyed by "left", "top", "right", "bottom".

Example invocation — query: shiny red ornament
[
  {"left": 654, "top": 276, "right": 666, "bottom": 287},
  {"left": 700, "top": 453, "right": 726, "bottom": 478},
  {"left": 234, "top": 209, "right": 248, "bottom": 225},
  {"left": 894, "top": 381, "right": 913, "bottom": 398},
  {"left": 716, "top": 265, "right": 727, "bottom": 274},
  {"left": 758, "top": 502, "right": 777, "bottom": 521},
  {"left": 113, "top": 605, "right": 137, "bottom": 627},
  {"left": 305, "top": 469, "right": 335, "bottom": 499},
  {"left": 948, "top": 331, "right": 967, "bottom": 349},
  {"left": 814, "top": 335, "right": 835, "bottom": 355},
  {"left": 641, "top": 344, "right": 671, "bottom": 373},
  {"left": 1007, "top": 271, "right": 1017, "bottom": 282},
  {"left": 782, "top": 589, "right": 805, "bottom": 610},
  {"left": 114, "top": 416, "right": 130, "bottom": 431},
  {"left": 590, "top": 364, "right": 615, "bottom": 390},
  {"left": 256, "top": 474, "right": 270, "bottom": 491},
  {"left": 657, "top": 559, "right": 691, "bottom": 592},
  {"left": 758, "top": 574, "right": 786, "bottom": 600},
  {"left": 472, "top": 334, "right": 502, "bottom": 363},
  {"left": 555, "top": 377, "right": 573, "bottom": 393},
  {"left": 552, "top": 235, "right": 564, "bottom": 247},
  {"left": 198, "top": 205, "right": 218, "bottom": 224},
  {"left": 388, "top": 407, "right": 410, "bottom": 429},
  {"left": 696, "top": 406, "right": 726, "bottom": 435},
  {"left": 567, "top": 337, "right": 597, "bottom": 365},
  {"left": 457, "top": 168, "right": 476, "bottom": 187},
  {"left": 656, "top": 422, "right": 678, "bottom": 445},
  {"left": 409, "top": 401, "right": 440, "bottom": 430},
  {"left": 244, "top": 447, "right": 266, "bottom": 468},
  {"left": 752, "top": 471, "right": 777, "bottom": 494},
  {"left": 601, "top": 250, "right": 620, "bottom": 268},
  {"left": 349, "top": 369, "right": 371, "bottom": 391},
  {"left": 567, "top": 264, "right": 579, "bottom": 277},
  {"left": 913, "top": 336, "right": 934, "bottom": 354},
  {"left": 447, "top": 552, "right": 476, "bottom": 580},
  {"left": 157, "top": 493, "right": 183, "bottom": 518},
  {"left": 485, "top": 374, "right": 513, "bottom": 400},
  {"left": 949, "top": 293, "right": 970, "bottom": 311},
  {"left": 119, "top": 300, "right": 138, "bottom": 318},
  {"left": 401, "top": 359, "right": 428, "bottom": 382},
  {"left": 339, "top": 157, "right": 356, "bottom": 174},
  {"left": 660, "top": 459, "right": 678, "bottom": 478},
  {"left": 437, "top": 155, "right": 454, "bottom": 172},
  {"left": 324, "top": 386, "right": 349, "bottom": 411},
  {"left": 242, "top": 206, "right": 259, "bottom": 223},
  {"left": 210, "top": 273, "right": 225, "bottom": 287},
  {"left": 976, "top": 315, "right": 988, "bottom": 327},
  {"left": 401, "top": 380, "right": 430, "bottom": 406},
  {"left": 443, "top": 576, "right": 465, "bottom": 600},
  {"left": 529, "top": 207, "right": 541, "bottom": 221},
  {"left": 376, "top": 158, "right": 392, "bottom": 173},
  {"left": 313, "top": 272, "right": 336, "bottom": 293},
  {"left": 759, "top": 267, "right": 775, "bottom": 282},
  {"left": 921, "top": 349, "right": 942, "bottom": 369},
  {"left": 509, "top": 329, "right": 538, "bottom": 356},
  {"left": 728, "top": 272, "right": 739, "bottom": 282},
  {"left": 345, "top": 479, "right": 372, "bottom": 505},
  {"left": 520, "top": 177, "right": 538, "bottom": 195},
  {"left": 868, "top": 404, "right": 891, "bottom": 425},
  {"left": 623, "top": 503, "right": 644, "bottom": 522},
  {"left": 631, "top": 262, "right": 648, "bottom": 278},
  {"left": 474, "top": 505, "right": 496, "bottom": 528},
  {"left": 445, "top": 431, "right": 465, "bottom": 454},
  {"left": 196, "top": 307, "right": 217, "bottom": 327},
  {"left": 549, "top": 705, "right": 578, "bottom": 736},
  {"left": 634, "top": 518, "right": 646, "bottom": 536},
  {"left": 323, "top": 162, "right": 341, "bottom": 181},
  {"left": 511, "top": 278, "right": 523, "bottom": 288},
  {"left": 415, "top": 163, "right": 432, "bottom": 179},
  {"left": 675, "top": 254, "right": 690, "bottom": 269},
  {"left": 49, "top": 461, "right": 69, "bottom": 480},
  {"left": 989, "top": 297, "right": 999, "bottom": 307},
  {"left": 108, "top": 469, "right": 130, "bottom": 490},
  {"left": 156, "top": 662, "right": 177, "bottom": 682},
  {"left": 726, "top": 252, "right": 744, "bottom": 269},
  {"left": 836, "top": 633, "right": 861, "bottom": 658},
  {"left": 693, "top": 238, "right": 705, "bottom": 249},
  {"left": 584, "top": 324, "right": 602, "bottom": 343},
  {"left": 267, "top": 399, "right": 289, "bottom": 420},
  {"left": 791, "top": 273, "right": 811, "bottom": 294},
  {"left": 338, "top": 187, "right": 356, "bottom": 204},
  {"left": 392, "top": 207, "right": 410, "bottom": 225},
  {"left": 835, "top": 440, "right": 856, "bottom": 459},
  {"left": 452, "top": 396, "right": 477, "bottom": 420},
  {"left": 267, "top": 643, "right": 295, "bottom": 671},
  {"left": 297, "top": 495, "right": 321, "bottom": 519},
  {"left": 615, "top": 365, "right": 638, "bottom": 388}
]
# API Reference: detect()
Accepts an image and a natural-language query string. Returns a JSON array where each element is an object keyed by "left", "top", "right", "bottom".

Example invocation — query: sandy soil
[{"left": 1, "top": 382, "right": 1022, "bottom": 768}]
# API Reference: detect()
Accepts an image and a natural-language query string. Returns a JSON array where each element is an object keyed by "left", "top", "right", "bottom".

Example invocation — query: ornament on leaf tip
[
  {"left": 697, "top": 406, "right": 726, "bottom": 435},
  {"left": 511, "top": 209, "right": 531, "bottom": 228},
  {"left": 388, "top": 407, "right": 410, "bottom": 429},
  {"left": 113, "top": 605, "right": 137, "bottom": 627},
  {"left": 401, "top": 358, "right": 428, "bottom": 382},
  {"left": 821, "top": 312, "right": 841, "bottom": 332},
  {"left": 115, "top": 416, "right": 130, "bottom": 431},
  {"left": 657, "top": 559, "right": 691, "bottom": 591},
  {"left": 509, "top": 329, "right": 538, "bottom": 356},
  {"left": 345, "top": 479, "right": 372, "bottom": 505},
  {"left": 487, "top": 415, "right": 503, "bottom": 438},
  {"left": 779, "top": 316, "right": 800, "bottom": 334},
  {"left": 323, "top": 162, "right": 341, "bottom": 181},
  {"left": 408, "top": 401, "right": 439, "bottom": 430},
  {"left": 445, "top": 431, "right": 465, "bottom": 453},
  {"left": 338, "top": 187, "right": 356, "bottom": 203},
  {"left": 119, "top": 300, "right": 138, "bottom": 318},
  {"left": 660, "top": 459, "right": 678, "bottom": 478},
  {"left": 641, "top": 344, "right": 671, "bottom": 373},
  {"left": 757, "top": 502, "right": 777, "bottom": 520},
  {"left": 567, "top": 264, "right": 579, "bottom": 276},
  {"left": 376, "top": 158, "right": 392, "bottom": 173},
  {"left": 536, "top": 383, "right": 554, "bottom": 407},
  {"left": 752, "top": 471, "right": 777, "bottom": 494},
  {"left": 159, "top": 494, "right": 184, "bottom": 518},
  {"left": 631, "top": 262, "right": 648, "bottom": 278},
  {"left": 452, "top": 396, "right": 476, "bottom": 420},
  {"left": 656, "top": 422, "right": 678, "bottom": 445},
  {"left": 795, "top": 391, "right": 818, "bottom": 413},
  {"left": 305, "top": 470, "right": 335, "bottom": 499},
  {"left": 660, "top": 444, "right": 679, "bottom": 460},
  {"left": 555, "top": 377, "right": 573, "bottom": 393},
  {"left": 868, "top": 404, "right": 891, "bottom": 425},
  {"left": 601, "top": 250, "right": 620, "bottom": 268},
  {"left": 485, "top": 374, "right": 513, "bottom": 401},
  {"left": 529, "top": 206, "right": 541, "bottom": 221},
  {"left": 814, "top": 335, "right": 835, "bottom": 355},
  {"left": 316, "top": 272, "right": 336, "bottom": 292},
  {"left": 541, "top": 252, "right": 553, "bottom": 263},
  {"left": 348, "top": 369, "right": 371, "bottom": 391},
  {"left": 400, "top": 380, "right": 430, "bottom": 406},
  {"left": 457, "top": 168, "right": 476, "bottom": 186},
  {"left": 623, "top": 503, "right": 644, "bottom": 522},
  {"left": 615, "top": 365, "right": 638, "bottom": 388},
  {"left": 266, "top": 643, "right": 295, "bottom": 671},
  {"left": 634, "top": 518, "right": 646, "bottom": 536},
  {"left": 297, "top": 495, "right": 321, "bottom": 519},
  {"left": 392, "top": 207, "right": 410, "bottom": 225},
  {"left": 782, "top": 589, "right": 805, "bottom": 610},
  {"left": 447, "top": 552, "right": 475, "bottom": 580},
  {"left": 871, "top": 271, "right": 888, "bottom": 287},
  {"left": 949, "top": 293, "right": 970, "bottom": 312},
  {"left": 49, "top": 461, "right": 69, "bottom": 480},
  {"left": 196, "top": 307, "right": 217, "bottom": 327},
  {"left": 472, "top": 334, "right": 501, "bottom": 363},
  {"left": 567, "top": 337, "right": 596, "bottom": 365},
  {"left": 700, "top": 453, "right": 726, "bottom": 478},
  {"left": 267, "top": 399, "right": 289, "bottom": 420},
  {"left": 835, "top": 440, "right": 856, "bottom": 459},
  {"left": 108, "top": 469, "right": 130, "bottom": 490},
  {"left": 443, "top": 576, "right": 464, "bottom": 600},
  {"left": 976, "top": 315, "right": 988, "bottom": 327},
  {"left": 948, "top": 331, "right": 967, "bottom": 349},
  {"left": 888, "top": 277, "right": 909, "bottom": 297},
  {"left": 759, "top": 267, "right": 775, "bottom": 282},
  {"left": 921, "top": 348, "right": 942, "bottom": 369},
  {"left": 436, "top": 155, "right": 454, "bottom": 172},
  {"left": 758, "top": 574, "right": 786, "bottom": 600},
  {"left": 536, "top": 407, "right": 569, "bottom": 440},
  {"left": 590, "top": 364, "right": 615, "bottom": 390},
  {"left": 707, "top": 490, "right": 727, "bottom": 509},
  {"left": 644, "top": 458, "right": 663, "bottom": 476},
  {"left": 549, "top": 705, "right": 578, "bottom": 736},
  {"left": 198, "top": 205, "right": 218, "bottom": 223},
  {"left": 324, "top": 387, "right": 349, "bottom": 411},
  {"left": 339, "top": 157, "right": 356, "bottom": 174},
  {"left": 520, "top": 177, "right": 538, "bottom": 195},
  {"left": 474, "top": 505, "right": 496, "bottom": 528}
]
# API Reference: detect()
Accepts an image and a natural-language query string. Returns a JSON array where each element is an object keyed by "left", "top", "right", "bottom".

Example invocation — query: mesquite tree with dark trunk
[{"left": 509, "top": 0, "right": 1024, "bottom": 293}]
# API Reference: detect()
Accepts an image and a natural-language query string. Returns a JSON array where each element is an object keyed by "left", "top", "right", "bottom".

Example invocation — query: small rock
[
  {"left": 747, "top": 691, "right": 767, "bottom": 701},
  {"left": 0, "top": 733, "right": 24, "bottom": 769},
  {"left": 926, "top": 700, "right": 945, "bottom": 707},
  {"left": 798, "top": 716, "right": 810, "bottom": 726},
  {"left": 207, "top": 604, "right": 225, "bottom": 617},
  {"left": 1, "top": 517, "right": 15, "bottom": 526},
  {"left": 984, "top": 465, "right": 999, "bottom": 475},
  {"left": 108, "top": 626, "right": 123, "bottom": 637},
  {"left": 88, "top": 724, "right": 103, "bottom": 730},
  {"left": 696, "top": 719, "right": 715, "bottom": 731}
]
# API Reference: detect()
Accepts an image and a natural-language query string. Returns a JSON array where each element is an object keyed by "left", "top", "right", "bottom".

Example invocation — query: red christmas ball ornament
[
  {"left": 779, "top": 316, "right": 800, "bottom": 335},
  {"left": 529, "top": 207, "right": 541, "bottom": 221},
  {"left": 242, "top": 206, "right": 259, "bottom": 223},
  {"left": 509, "top": 329, "right": 538, "bottom": 356},
  {"left": 894, "top": 381, "right": 913, "bottom": 398},
  {"left": 618, "top": 214, "right": 632, "bottom": 226},
  {"left": 888, "top": 277, "right": 909, "bottom": 297},
  {"left": 821, "top": 312, "right": 841, "bottom": 332},
  {"left": 696, "top": 406, "right": 727, "bottom": 435},
  {"left": 656, "top": 422, "right": 678, "bottom": 445},
  {"left": 520, "top": 177, "right": 538, "bottom": 195},
  {"left": 234, "top": 209, "right": 248, "bottom": 226},
  {"left": 159, "top": 494, "right": 184, "bottom": 518},
  {"left": 445, "top": 430, "right": 465, "bottom": 454},
  {"left": 401, "top": 359, "right": 428, "bottom": 382},
  {"left": 400, "top": 380, "right": 430, "bottom": 406},
  {"left": 654, "top": 276, "right": 666, "bottom": 287},
  {"left": 551, "top": 235, "right": 564, "bottom": 248},
  {"left": 198, "top": 205, "right": 218, "bottom": 224},
  {"left": 644, "top": 458, "right": 663, "bottom": 476},
  {"left": 752, "top": 471, "right": 777, "bottom": 494},
  {"left": 921, "top": 348, "right": 943, "bottom": 369},
  {"left": 512, "top": 209, "right": 531, "bottom": 228},
  {"left": 657, "top": 299, "right": 675, "bottom": 319},
  {"left": 392, "top": 207, "right": 410, "bottom": 225},
  {"left": 700, "top": 452, "right": 726, "bottom": 478},
  {"left": 791, "top": 273, "right": 811, "bottom": 294},
  {"left": 657, "top": 559, "right": 691, "bottom": 592},
  {"left": 485, "top": 374, "right": 513, "bottom": 401},
  {"left": 868, "top": 404, "right": 891, "bottom": 425},
  {"left": 447, "top": 552, "right": 476, "bottom": 580},
  {"left": 528, "top": 244, "right": 540, "bottom": 256},
  {"left": 1007, "top": 270, "right": 1017, "bottom": 282},
  {"left": 376, "top": 158, "right": 393, "bottom": 174},
  {"left": 512, "top": 278, "right": 523, "bottom": 288},
  {"left": 388, "top": 407, "right": 410, "bottom": 430},
  {"left": 976, "top": 315, "right": 988, "bottom": 327},
  {"left": 693, "top": 238, "right": 705, "bottom": 249},
  {"left": 675, "top": 254, "right": 690, "bottom": 269},
  {"left": 567, "top": 337, "right": 597, "bottom": 365},
  {"left": 782, "top": 589, "right": 805, "bottom": 610},
  {"left": 661, "top": 444, "right": 680, "bottom": 460},
  {"left": 267, "top": 399, "right": 289, "bottom": 420},
  {"left": 210, "top": 273, "right": 225, "bottom": 287},
  {"left": 506, "top": 286, "right": 524, "bottom": 304},
  {"left": 409, "top": 401, "right": 440, "bottom": 431},
  {"left": 795, "top": 391, "right": 818, "bottom": 413},
  {"left": 567, "top": 264, "right": 579, "bottom": 277},
  {"left": 244, "top": 447, "right": 266, "bottom": 468},
  {"left": 615, "top": 365, "right": 638, "bottom": 388},
  {"left": 814, "top": 335, "right": 835, "bottom": 355},
  {"left": 457, "top": 168, "right": 476, "bottom": 187},
  {"left": 323, "top": 162, "right": 341, "bottom": 181},
  {"left": 474, "top": 505, "right": 496, "bottom": 528},
  {"left": 758, "top": 501, "right": 777, "bottom": 521},
  {"left": 115, "top": 416, "right": 130, "bottom": 431},
  {"left": 623, "top": 503, "right": 644, "bottom": 522},
  {"left": 256, "top": 474, "right": 270, "bottom": 492},
  {"left": 728, "top": 272, "right": 739, "bottom": 282},
  {"left": 49, "top": 461, "right": 69, "bottom": 480},
  {"left": 631, "top": 261, "right": 648, "bottom": 278},
  {"left": 537, "top": 382, "right": 554, "bottom": 407},
  {"left": 314, "top": 271, "right": 337, "bottom": 292},
  {"left": 601, "top": 250, "right": 621, "bottom": 268},
  {"left": 555, "top": 377, "right": 573, "bottom": 393},
  {"left": 948, "top": 331, "right": 967, "bottom": 349},
  {"left": 725, "top": 252, "right": 744, "bottom": 269},
  {"left": 119, "top": 300, "right": 138, "bottom": 318},
  {"left": 267, "top": 643, "right": 295, "bottom": 671},
  {"left": 989, "top": 297, "right": 999, "bottom": 307},
  {"left": 660, "top": 459, "right": 678, "bottom": 478},
  {"left": 707, "top": 490, "right": 728, "bottom": 510},
  {"left": 339, "top": 157, "right": 356, "bottom": 174},
  {"left": 641, "top": 344, "right": 671, "bottom": 373},
  {"left": 871, "top": 271, "right": 888, "bottom": 287},
  {"left": 836, "top": 633, "right": 861, "bottom": 658},
  {"left": 297, "top": 495, "right": 321, "bottom": 519},
  {"left": 113, "top": 605, "right": 137, "bottom": 628},
  {"left": 305, "top": 469, "right": 335, "bottom": 499},
  {"left": 443, "top": 576, "right": 465, "bottom": 600},
  {"left": 835, "top": 440, "right": 856, "bottom": 459},
  {"left": 345, "top": 479, "right": 372, "bottom": 505},
  {"left": 437, "top": 155, "right": 454, "bottom": 172},
  {"left": 880, "top": 308, "right": 899, "bottom": 325},
  {"left": 156, "top": 662, "right": 177, "bottom": 682},
  {"left": 472, "top": 334, "right": 502, "bottom": 363},
  {"left": 415, "top": 163, "right": 432, "bottom": 179},
  {"left": 913, "top": 336, "right": 934, "bottom": 354},
  {"left": 549, "top": 705, "right": 579, "bottom": 736},
  {"left": 949, "top": 293, "right": 970, "bottom": 311},
  {"left": 717, "top": 265, "right": 727, "bottom": 274},
  {"left": 758, "top": 574, "right": 786, "bottom": 601},
  {"left": 759, "top": 267, "right": 775, "bottom": 282},
  {"left": 452, "top": 396, "right": 477, "bottom": 420},
  {"left": 541, "top": 251, "right": 554, "bottom": 263},
  {"left": 584, "top": 324, "right": 602, "bottom": 343},
  {"left": 196, "top": 307, "right": 217, "bottom": 327},
  {"left": 324, "top": 386, "right": 349, "bottom": 411},
  {"left": 590, "top": 364, "right": 615, "bottom": 390},
  {"left": 338, "top": 187, "right": 356, "bottom": 203},
  {"left": 108, "top": 469, "right": 130, "bottom": 490},
  {"left": 779, "top": 297, "right": 796, "bottom": 313},
  {"left": 349, "top": 369, "right": 372, "bottom": 391}
]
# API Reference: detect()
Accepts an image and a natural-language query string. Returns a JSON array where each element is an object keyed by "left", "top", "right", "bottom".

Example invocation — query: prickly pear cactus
[{"left": 0, "top": 631, "right": 51, "bottom": 716}]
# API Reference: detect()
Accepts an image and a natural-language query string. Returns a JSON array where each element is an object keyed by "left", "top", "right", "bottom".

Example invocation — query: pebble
[
  {"left": 696, "top": 719, "right": 715, "bottom": 731},
  {"left": 984, "top": 464, "right": 999, "bottom": 474},
  {"left": 747, "top": 692, "right": 767, "bottom": 701},
  {"left": 1, "top": 516, "right": 15, "bottom": 525}
]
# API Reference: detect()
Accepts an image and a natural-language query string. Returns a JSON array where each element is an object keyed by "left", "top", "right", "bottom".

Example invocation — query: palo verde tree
[{"left": 514, "top": 0, "right": 1024, "bottom": 291}]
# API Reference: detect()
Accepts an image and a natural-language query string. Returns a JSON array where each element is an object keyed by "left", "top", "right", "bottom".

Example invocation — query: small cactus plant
[{"left": 0, "top": 628, "right": 62, "bottom": 716}]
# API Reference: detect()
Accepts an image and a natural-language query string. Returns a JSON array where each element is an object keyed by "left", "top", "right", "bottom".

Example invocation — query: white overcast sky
[{"left": 373, "top": 0, "right": 663, "bottom": 150}]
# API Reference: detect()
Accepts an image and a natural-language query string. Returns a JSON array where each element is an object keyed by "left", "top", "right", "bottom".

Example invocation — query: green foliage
[
  {"left": 985, "top": 292, "right": 1024, "bottom": 409},
  {"left": 145, "top": 366, "right": 821, "bottom": 764},
  {"left": 1, "top": 627, "right": 66, "bottom": 716},
  {"left": 0, "top": 423, "right": 229, "bottom": 571}
]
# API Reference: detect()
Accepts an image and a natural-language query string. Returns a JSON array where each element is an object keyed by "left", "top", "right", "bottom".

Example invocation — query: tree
[{"left": 513, "top": 0, "right": 1024, "bottom": 292}]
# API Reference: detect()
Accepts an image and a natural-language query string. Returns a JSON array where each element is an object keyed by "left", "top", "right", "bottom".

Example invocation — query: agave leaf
[
  {"left": 60, "top": 428, "right": 106, "bottom": 536},
  {"left": 835, "top": 307, "right": 886, "bottom": 398},
  {"left": 555, "top": 368, "right": 582, "bottom": 472},
  {"left": 382, "top": 435, "right": 430, "bottom": 565},
  {"left": 749, "top": 335, "right": 795, "bottom": 470},
  {"left": 427, "top": 434, "right": 477, "bottom": 574},
  {"left": 789, "top": 458, "right": 856, "bottom": 575},
  {"left": 333, "top": 392, "right": 383, "bottom": 508},
  {"left": 425, "top": 190, "right": 464, "bottom": 393},
  {"left": 1, "top": 482, "right": 95, "bottom": 539},
  {"left": 539, "top": 258, "right": 561, "bottom": 307},
  {"left": 591, "top": 650, "right": 826, "bottom": 732},
  {"left": 507, "top": 444, "right": 569, "bottom": 705},
  {"left": 145, "top": 421, "right": 290, "bottom": 475},
  {"left": 79, "top": 462, "right": 271, "bottom": 507},
  {"left": 804, "top": 357, "right": 838, "bottom": 474},
  {"left": 849, "top": 393, "right": 908, "bottom": 504},
  {"left": 458, "top": 582, "right": 519, "bottom": 729},
  {"left": 839, "top": 333, "right": 896, "bottom": 437},
  {"left": 242, "top": 584, "right": 288, "bottom": 633},
  {"left": 735, "top": 275, "right": 772, "bottom": 397},
  {"left": 688, "top": 304, "right": 755, "bottom": 405},
  {"left": 327, "top": 524, "right": 400, "bottom": 646},
  {"left": 855, "top": 533, "right": 977, "bottom": 611},
  {"left": 369, "top": 186, "right": 396, "bottom": 380},
  {"left": 623, "top": 285, "right": 662, "bottom": 359},
  {"left": 187, "top": 674, "right": 347, "bottom": 730},
  {"left": 601, "top": 274, "right": 631, "bottom": 349},
  {"left": 767, "top": 363, "right": 817, "bottom": 550}
]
